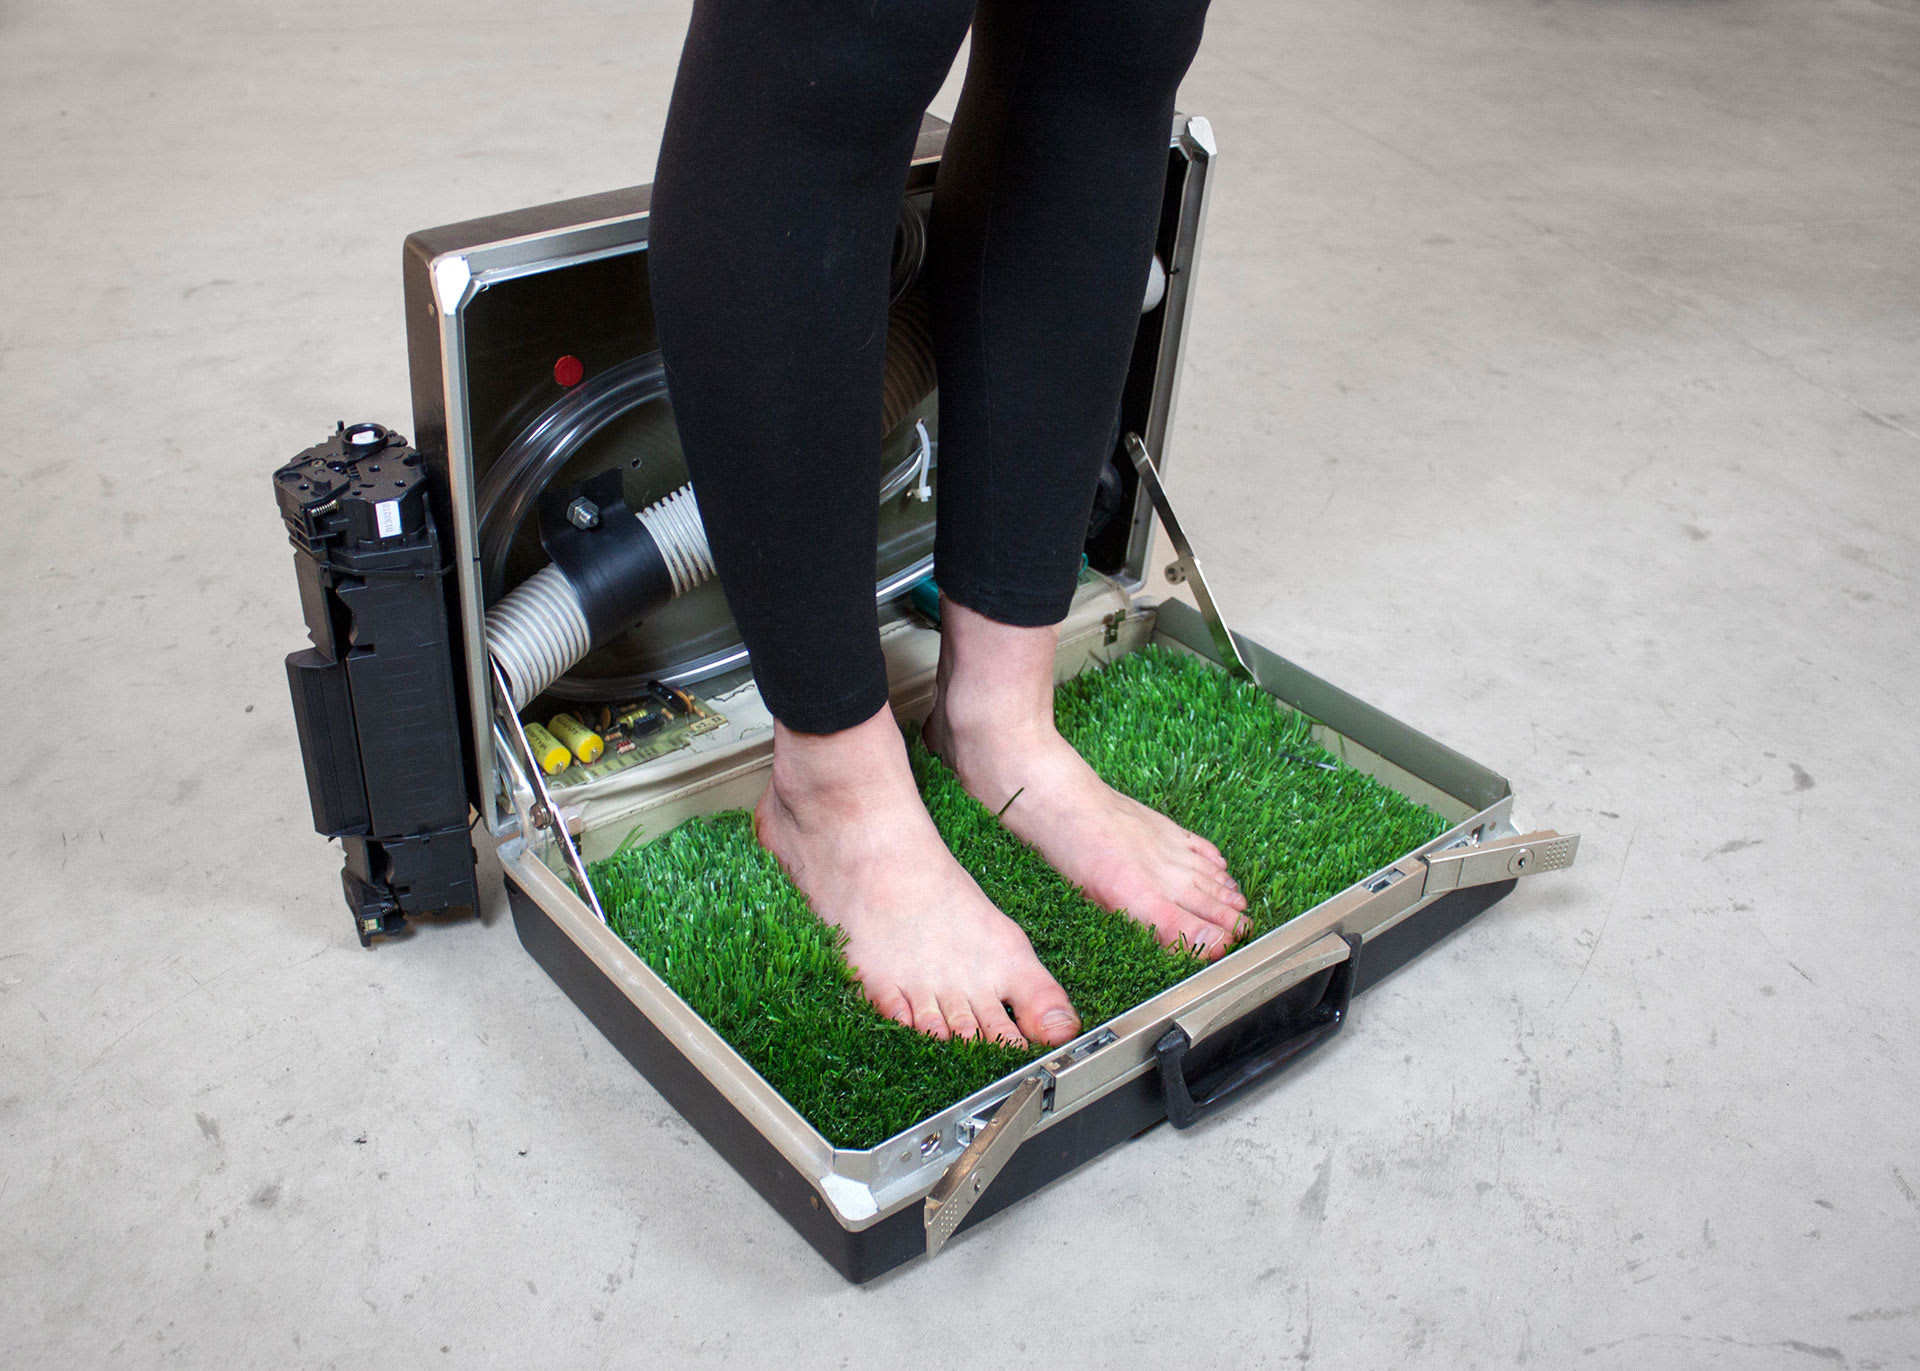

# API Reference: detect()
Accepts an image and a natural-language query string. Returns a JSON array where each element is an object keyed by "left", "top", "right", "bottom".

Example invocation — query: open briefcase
[{"left": 271, "top": 113, "right": 1580, "bottom": 1281}]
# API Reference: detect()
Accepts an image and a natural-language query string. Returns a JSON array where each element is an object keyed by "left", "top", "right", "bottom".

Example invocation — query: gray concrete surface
[{"left": 3, "top": 0, "right": 1917, "bottom": 1365}]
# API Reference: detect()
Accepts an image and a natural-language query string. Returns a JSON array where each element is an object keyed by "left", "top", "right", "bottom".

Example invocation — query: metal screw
[
  {"left": 919, "top": 1132, "right": 942, "bottom": 1157},
  {"left": 566, "top": 497, "right": 601, "bottom": 530},
  {"left": 1508, "top": 848, "right": 1534, "bottom": 875},
  {"left": 1164, "top": 561, "right": 1188, "bottom": 585}
]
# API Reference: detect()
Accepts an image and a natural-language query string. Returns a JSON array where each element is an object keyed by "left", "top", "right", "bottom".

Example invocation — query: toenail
[{"left": 1041, "top": 1009, "right": 1077, "bottom": 1031}]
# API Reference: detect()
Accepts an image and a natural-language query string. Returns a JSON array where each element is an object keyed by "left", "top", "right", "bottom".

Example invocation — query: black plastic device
[{"left": 275, "top": 422, "right": 477, "bottom": 945}]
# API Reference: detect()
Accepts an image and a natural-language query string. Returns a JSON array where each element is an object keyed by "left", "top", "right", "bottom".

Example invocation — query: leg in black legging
[
  {"left": 648, "top": 0, "right": 973, "bottom": 737},
  {"left": 647, "top": 0, "right": 1240, "bottom": 1046},
  {"left": 919, "top": 0, "right": 1249, "bottom": 964},
  {"left": 650, "top": 0, "right": 1081, "bottom": 1049},
  {"left": 929, "top": 0, "right": 1210, "bottom": 626},
  {"left": 651, "top": 0, "right": 1209, "bottom": 731}
]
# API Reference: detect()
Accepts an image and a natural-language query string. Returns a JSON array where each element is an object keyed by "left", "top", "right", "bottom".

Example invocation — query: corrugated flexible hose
[
  {"left": 482, "top": 274, "right": 938, "bottom": 713},
  {"left": 485, "top": 482, "right": 718, "bottom": 711}
]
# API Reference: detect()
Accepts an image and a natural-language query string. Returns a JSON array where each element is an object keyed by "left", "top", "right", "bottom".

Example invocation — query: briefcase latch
[
  {"left": 923, "top": 1073, "right": 1049, "bottom": 1257},
  {"left": 1422, "top": 830, "right": 1581, "bottom": 896}
]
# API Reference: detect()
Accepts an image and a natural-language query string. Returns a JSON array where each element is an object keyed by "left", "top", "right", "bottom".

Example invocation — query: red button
[{"left": 553, "top": 355, "right": 585, "bottom": 387}]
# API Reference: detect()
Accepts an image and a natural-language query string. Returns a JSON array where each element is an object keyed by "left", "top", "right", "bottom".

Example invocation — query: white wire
[{"left": 911, "top": 420, "right": 933, "bottom": 503}]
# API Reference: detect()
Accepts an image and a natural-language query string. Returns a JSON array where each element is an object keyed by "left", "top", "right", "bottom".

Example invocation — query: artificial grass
[{"left": 589, "top": 646, "right": 1448, "bottom": 1150}]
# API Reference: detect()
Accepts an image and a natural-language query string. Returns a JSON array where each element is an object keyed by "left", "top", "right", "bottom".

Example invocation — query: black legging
[{"left": 648, "top": 0, "right": 1210, "bottom": 734}]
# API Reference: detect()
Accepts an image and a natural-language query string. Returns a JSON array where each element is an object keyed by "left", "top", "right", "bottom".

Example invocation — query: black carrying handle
[{"left": 1155, "top": 933, "right": 1362, "bottom": 1129}]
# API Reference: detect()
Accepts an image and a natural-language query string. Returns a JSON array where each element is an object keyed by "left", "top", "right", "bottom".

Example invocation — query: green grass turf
[{"left": 588, "top": 645, "right": 1448, "bottom": 1150}]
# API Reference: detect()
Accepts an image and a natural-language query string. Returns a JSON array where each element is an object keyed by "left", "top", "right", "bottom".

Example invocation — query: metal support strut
[
  {"left": 488, "top": 657, "right": 607, "bottom": 924},
  {"left": 1123, "top": 433, "right": 1260, "bottom": 684}
]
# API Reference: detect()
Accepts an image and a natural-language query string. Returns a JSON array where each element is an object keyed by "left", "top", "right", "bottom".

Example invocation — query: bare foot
[
  {"left": 923, "top": 598, "right": 1250, "bottom": 960},
  {"left": 753, "top": 705, "right": 1082, "bottom": 1047}
]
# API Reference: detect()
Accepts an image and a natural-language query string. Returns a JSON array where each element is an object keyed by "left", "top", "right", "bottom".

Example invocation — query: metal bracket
[
  {"left": 1123, "top": 433, "right": 1258, "bottom": 684},
  {"left": 1422, "top": 830, "right": 1580, "bottom": 897},
  {"left": 924, "top": 1074, "right": 1048, "bottom": 1256},
  {"left": 487, "top": 657, "right": 607, "bottom": 924}
]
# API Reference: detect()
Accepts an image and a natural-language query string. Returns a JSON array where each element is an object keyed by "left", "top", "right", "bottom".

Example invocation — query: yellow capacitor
[
  {"left": 522, "top": 722, "right": 572, "bottom": 775},
  {"left": 547, "top": 712, "right": 605, "bottom": 765}
]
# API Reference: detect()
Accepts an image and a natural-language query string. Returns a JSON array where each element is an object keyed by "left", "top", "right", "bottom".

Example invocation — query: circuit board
[{"left": 534, "top": 683, "right": 727, "bottom": 789}]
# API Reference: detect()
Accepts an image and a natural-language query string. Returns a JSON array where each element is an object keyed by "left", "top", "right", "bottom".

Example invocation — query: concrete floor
[{"left": 3, "top": 0, "right": 1917, "bottom": 1364}]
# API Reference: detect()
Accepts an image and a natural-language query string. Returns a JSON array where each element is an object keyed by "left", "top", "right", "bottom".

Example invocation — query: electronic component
[
  {"left": 547, "top": 713, "right": 605, "bottom": 765},
  {"left": 522, "top": 723, "right": 572, "bottom": 775},
  {"left": 610, "top": 699, "right": 666, "bottom": 736},
  {"left": 651, "top": 680, "right": 696, "bottom": 714},
  {"left": 543, "top": 687, "right": 726, "bottom": 790}
]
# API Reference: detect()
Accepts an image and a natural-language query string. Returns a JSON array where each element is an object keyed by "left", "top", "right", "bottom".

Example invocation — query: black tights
[{"left": 648, "top": 0, "right": 1210, "bottom": 734}]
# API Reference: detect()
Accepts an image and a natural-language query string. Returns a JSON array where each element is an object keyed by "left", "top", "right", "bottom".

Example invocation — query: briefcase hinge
[{"left": 1421, "top": 830, "right": 1581, "bottom": 896}]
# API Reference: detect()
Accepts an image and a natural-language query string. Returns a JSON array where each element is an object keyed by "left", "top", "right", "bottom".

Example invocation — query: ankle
[
  {"left": 766, "top": 707, "right": 911, "bottom": 819},
  {"left": 931, "top": 598, "right": 1062, "bottom": 747}
]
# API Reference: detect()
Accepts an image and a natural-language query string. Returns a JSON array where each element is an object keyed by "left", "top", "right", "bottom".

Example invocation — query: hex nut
[{"left": 566, "top": 497, "right": 601, "bottom": 530}]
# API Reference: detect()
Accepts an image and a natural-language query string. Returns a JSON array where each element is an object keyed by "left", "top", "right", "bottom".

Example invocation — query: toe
[
  {"left": 907, "top": 989, "right": 951, "bottom": 1040},
  {"left": 941, "top": 994, "right": 982, "bottom": 1043},
  {"left": 1136, "top": 896, "right": 1231, "bottom": 960},
  {"left": 1188, "top": 854, "right": 1246, "bottom": 904},
  {"left": 868, "top": 984, "right": 913, "bottom": 1028},
  {"left": 1186, "top": 832, "right": 1229, "bottom": 868},
  {"left": 1181, "top": 871, "right": 1248, "bottom": 929},
  {"left": 1173, "top": 912, "right": 1231, "bottom": 960},
  {"left": 973, "top": 996, "right": 1028, "bottom": 1049},
  {"left": 1006, "top": 965, "right": 1080, "bottom": 1047},
  {"left": 1190, "top": 855, "right": 1244, "bottom": 897}
]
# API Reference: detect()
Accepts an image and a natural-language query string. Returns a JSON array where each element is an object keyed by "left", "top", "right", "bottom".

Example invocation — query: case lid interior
[{"left": 401, "top": 113, "right": 1218, "bottom": 827}]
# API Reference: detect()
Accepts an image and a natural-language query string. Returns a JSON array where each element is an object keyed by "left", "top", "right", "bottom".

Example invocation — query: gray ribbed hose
[
  {"left": 634, "top": 486, "right": 714, "bottom": 596},
  {"left": 485, "top": 482, "right": 716, "bottom": 711}
]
